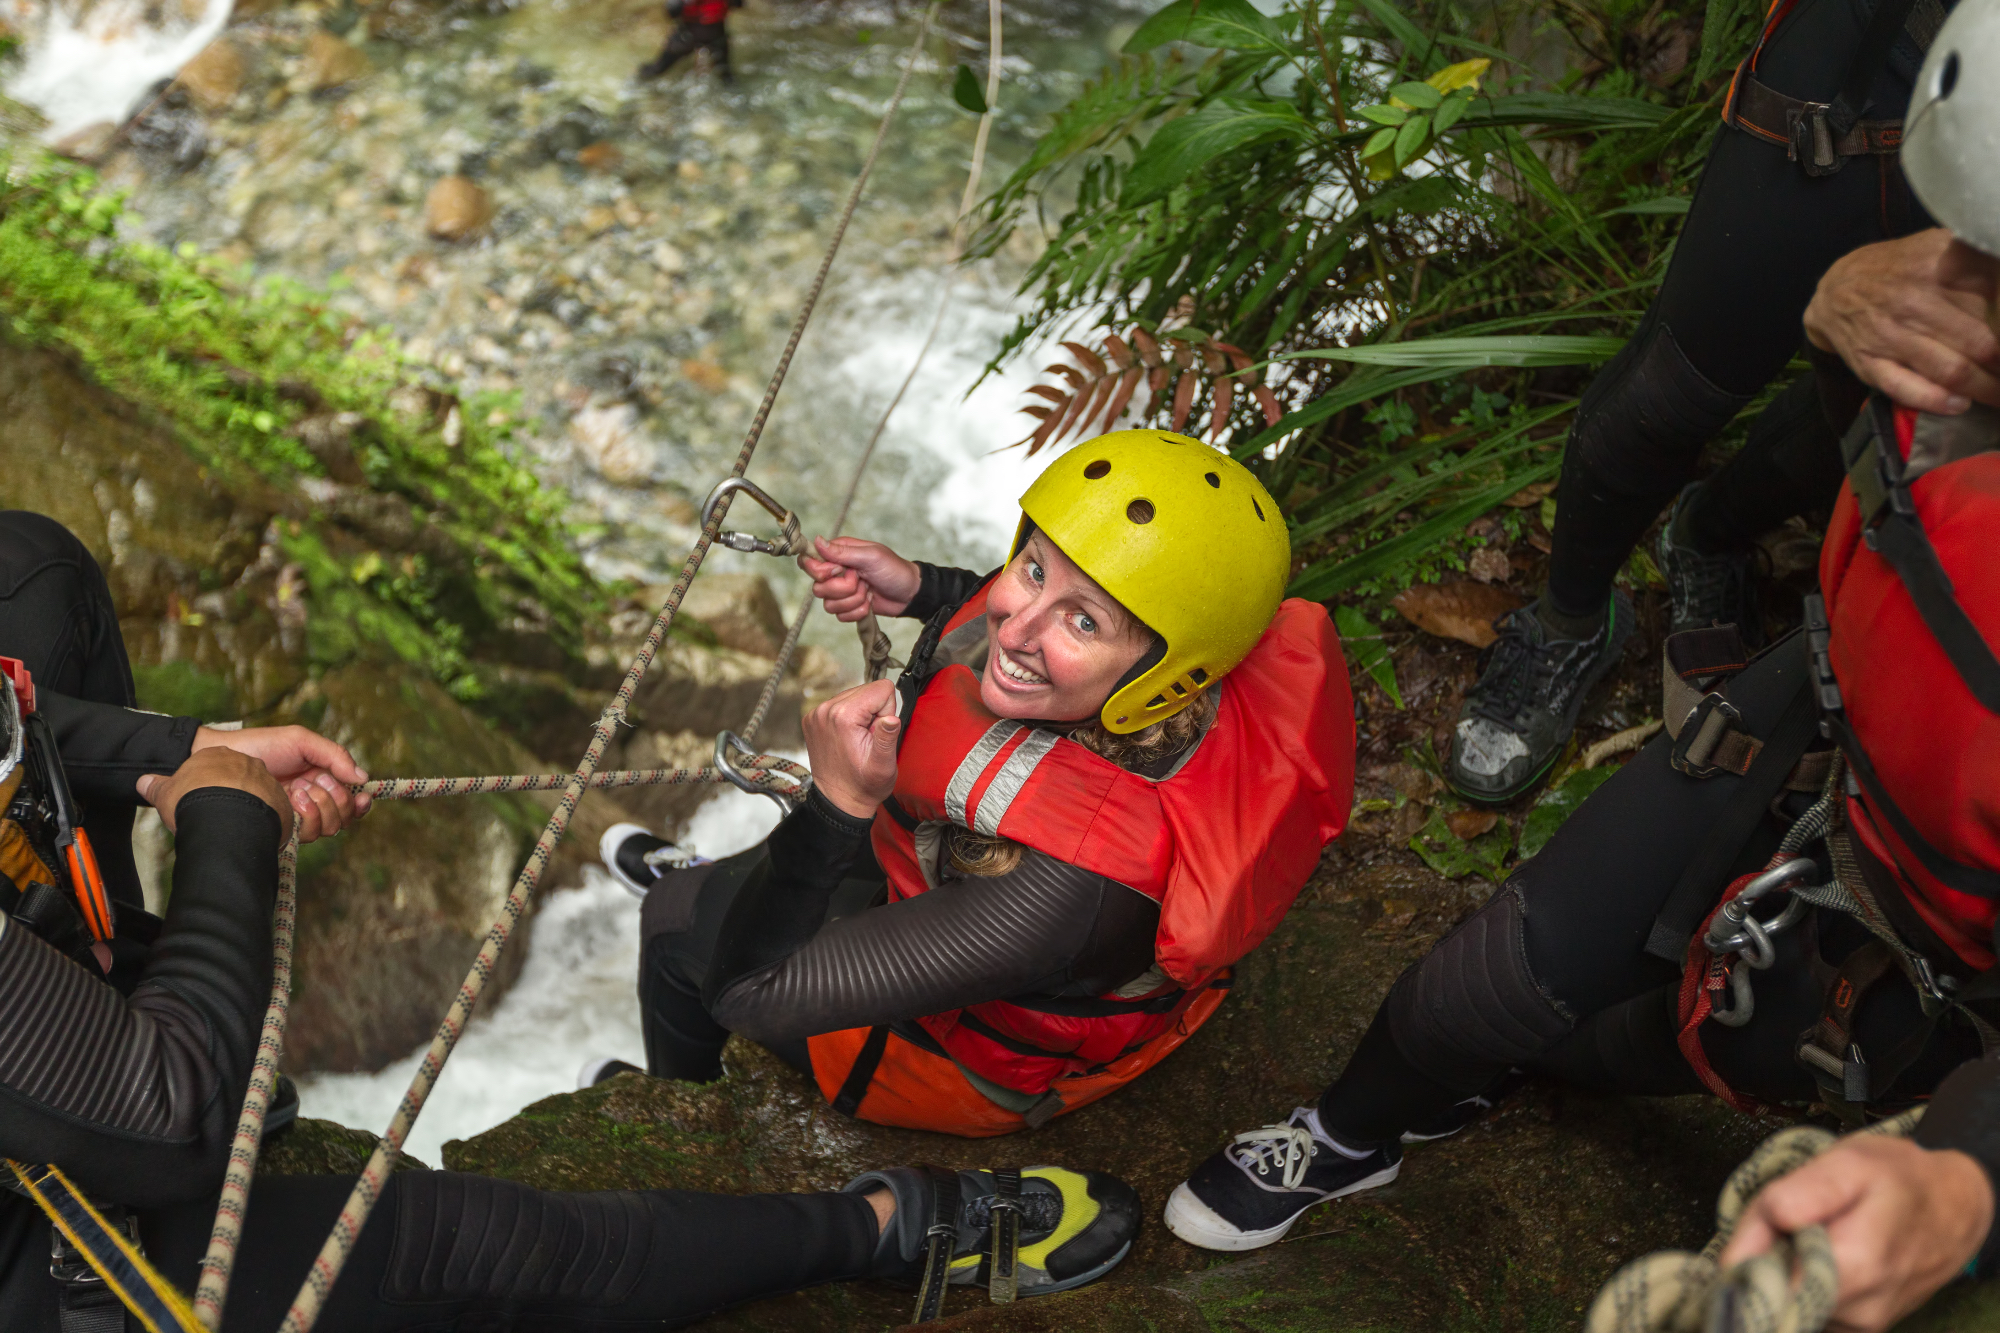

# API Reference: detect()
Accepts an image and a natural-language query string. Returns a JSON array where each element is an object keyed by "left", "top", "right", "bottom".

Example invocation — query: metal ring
[
  {"left": 1710, "top": 962, "right": 1757, "bottom": 1027},
  {"left": 1738, "top": 915, "right": 1778, "bottom": 970}
]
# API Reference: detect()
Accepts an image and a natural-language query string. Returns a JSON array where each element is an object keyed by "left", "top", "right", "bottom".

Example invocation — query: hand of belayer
[
  {"left": 135, "top": 724, "right": 373, "bottom": 843},
  {"left": 1805, "top": 227, "right": 2000, "bottom": 416}
]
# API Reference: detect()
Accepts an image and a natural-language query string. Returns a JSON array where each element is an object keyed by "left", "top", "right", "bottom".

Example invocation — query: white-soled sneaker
[
  {"left": 1165, "top": 1107, "right": 1400, "bottom": 1252},
  {"left": 577, "top": 1056, "right": 646, "bottom": 1089},
  {"left": 598, "top": 822, "right": 694, "bottom": 899}
]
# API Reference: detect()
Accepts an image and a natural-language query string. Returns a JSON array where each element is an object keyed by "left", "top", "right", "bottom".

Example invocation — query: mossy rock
[{"left": 261, "top": 1117, "right": 429, "bottom": 1176}]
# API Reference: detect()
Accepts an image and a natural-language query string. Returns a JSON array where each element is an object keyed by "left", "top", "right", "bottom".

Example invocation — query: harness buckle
[
  {"left": 1785, "top": 102, "right": 1845, "bottom": 176},
  {"left": 1670, "top": 692, "right": 1746, "bottom": 778}
]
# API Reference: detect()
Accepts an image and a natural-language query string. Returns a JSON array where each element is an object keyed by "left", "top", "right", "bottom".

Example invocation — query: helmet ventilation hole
[
  {"left": 1127, "top": 499, "right": 1155, "bottom": 524},
  {"left": 1205, "top": 472, "right": 1221, "bottom": 488},
  {"left": 1252, "top": 498, "right": 1265, "bottom": 521},
  {"left": 1084, "top": 459, "right": 1111, "bottom": 479},
  {"left": 1941, "top": 50, "right": 1960, "bottom": 97}
]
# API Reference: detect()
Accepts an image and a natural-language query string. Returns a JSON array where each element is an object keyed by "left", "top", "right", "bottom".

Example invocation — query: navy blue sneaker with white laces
[
  {"left": 1164, "top": 1107, "right": 1400, "bottom": 1252},
  {"left": 598, "top": 822, "right": 700, "bottom": 899}
]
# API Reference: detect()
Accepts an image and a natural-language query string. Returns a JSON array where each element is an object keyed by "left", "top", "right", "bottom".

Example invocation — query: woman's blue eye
[
  {"left": 1077, "top": 613, "right": 1096, "bottom": 634},
  {"left": 1027, "top": 560, "right": 1044, "bottom": 583}
]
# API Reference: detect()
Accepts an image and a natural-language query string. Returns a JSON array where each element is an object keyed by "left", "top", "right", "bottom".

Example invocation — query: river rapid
[{"left": 7, "top": 0, "right": 1150, "bottom": 1156}]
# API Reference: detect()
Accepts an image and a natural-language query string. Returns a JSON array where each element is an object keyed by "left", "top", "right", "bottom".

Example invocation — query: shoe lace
[
  {"left": 1228, "top": 1124, "right": 1318, "bottom": 1190},
  {"left": 1666, "top": 543, "right": 1750, "bottom": 631},
  {"left": 1466, "top": 611, "right": 1596, "bottom": 726}
]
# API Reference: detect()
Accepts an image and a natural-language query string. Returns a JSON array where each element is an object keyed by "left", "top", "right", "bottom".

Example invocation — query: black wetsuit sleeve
[
  {"left": 37, "top": 688, "right": 201, "bottom": 804},
  {"left": 900, "top": 564, "right": 995, "bottom": 623},
  {"left": 1913, "top": 1059, "right": 2000, "bottom": 1273},
  {"left": 705, "top": 805, "right": 1161, "bottom": 1043},
  {"left": 0, "top": 788, "right": 278, "bottom": 1208}
]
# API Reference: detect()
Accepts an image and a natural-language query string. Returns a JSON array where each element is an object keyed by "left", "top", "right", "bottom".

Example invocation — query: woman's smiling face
[{"left": 980, "top": 531, "right": 1153, "bottom": 723}]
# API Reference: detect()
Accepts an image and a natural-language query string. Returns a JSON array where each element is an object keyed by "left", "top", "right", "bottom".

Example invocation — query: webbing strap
[
  {"left": 987, "top": 1168, "right": 1021, "bottom": 1305},
  {"left": 1827, "top": 0, "right": 1924, "bottom": 135},
  {"left": 1645, "top": 655, "right": 1821, "bottom": 963},
  {"left": 1829, "top": 713, "right": 2000, "bottom": 900},
  {"left": 910, "top": 1166, "right": 962, "bottom": 1324},
  {"left": 6, "top": 1162, "right": 202, "bottom": 1333},
  {"left": 831, "top": 1026, "right": 890, "bottom": 1117}
]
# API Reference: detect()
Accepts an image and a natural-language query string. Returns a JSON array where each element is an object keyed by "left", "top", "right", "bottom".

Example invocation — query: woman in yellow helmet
[{"left": 596, "top": 430, "right": 1354, "bottom": 1137}]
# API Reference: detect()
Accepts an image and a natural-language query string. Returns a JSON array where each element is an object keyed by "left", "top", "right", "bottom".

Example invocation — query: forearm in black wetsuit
[
  {"left": 900, "top": 563, "right": 995, "bottom": 624},
  {"left": 1914, "top": 1060, "right": 2000, "bottom": 1272},
  {"left": 0, "top": 788, "right": 279, "bottom": 1207},
  {"left": 38, "top": 689, "right": 200, "bottom": 807},
  {"left": 703, "top": 791, "right": 1160, "bottom": 1044}
]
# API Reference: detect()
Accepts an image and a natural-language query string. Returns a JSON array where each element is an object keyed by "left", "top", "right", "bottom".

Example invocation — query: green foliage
[
  {"left": 971, "top": 0, "right": 1763, "bottom": 600},
  {"left": 951, "top": 63, "right": 988, "bottom": 114},
  {"left": 1334, "top": 604, "right": 1402, "bottom": 707},
  {"left": 1411, "top": 807, "right": 1513, "bottom": 881},
  {"left": 1518, "top": 764, "right": 1620, "bottom": 859},
  {"left": 132, "top": 661, "right": 237, "bottom": 720},
  {"left": 0, "top": 152, "right": 599, "bottom": 691}
]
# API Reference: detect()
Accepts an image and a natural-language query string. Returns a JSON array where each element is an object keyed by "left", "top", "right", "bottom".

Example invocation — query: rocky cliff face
[{"left": 0, "top": 335, "right": 833, "bottom": 1070}]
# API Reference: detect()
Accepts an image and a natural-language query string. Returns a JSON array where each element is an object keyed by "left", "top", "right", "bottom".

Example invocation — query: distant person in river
[
  {"left": 590, "top": 430, "right": 1355, "bottom": 1139},
  {"left": 1441, "top": 0, "right": 2000, "bottom": 807},
  {"left": 637, "top": 0, "right": 741, "bottom": 84},
  {"left": 1166, "top": 21, "right": 2000, "bottom": 1331},
  {"left": 0, "top": 511, "right": 1141, "bottom": 1328}
]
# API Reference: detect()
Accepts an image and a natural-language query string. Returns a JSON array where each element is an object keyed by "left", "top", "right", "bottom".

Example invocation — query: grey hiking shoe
[
  {"left": 1446, "top": 592, "right": 1635, "bottom": 804},
  {"left": 1655, "top": 484, "right": 1761, "bottom": 645}
]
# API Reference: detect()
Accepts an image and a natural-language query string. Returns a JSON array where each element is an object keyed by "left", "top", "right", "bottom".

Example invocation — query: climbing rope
[
  {"left": 745, "top": 0, "right": 1005, "bottom": 718},
  {"left": 179, "top": 9, "right": 952, "bottom": 1331},
  {"left": 1585, "top": 1107, "right": 1926, "bottom": 1333}
]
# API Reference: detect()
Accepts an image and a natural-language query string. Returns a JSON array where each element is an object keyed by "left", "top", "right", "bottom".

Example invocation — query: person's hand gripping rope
[{"left": 803, "top": 678, "right": 902, "bottom": 819}]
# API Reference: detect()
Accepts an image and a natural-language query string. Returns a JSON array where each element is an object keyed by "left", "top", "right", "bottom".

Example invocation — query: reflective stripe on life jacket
[
  {"left": 848, "top": 581, "right": 1353, "bottom": 1109},
  {"left": 1820, "top": 397, "right": 2000, "bottom": 970}
]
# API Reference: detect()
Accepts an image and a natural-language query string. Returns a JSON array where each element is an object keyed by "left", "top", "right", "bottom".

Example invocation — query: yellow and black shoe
[{"left": 845, "top": 1164, "right": 1139, "bottom": 1322}]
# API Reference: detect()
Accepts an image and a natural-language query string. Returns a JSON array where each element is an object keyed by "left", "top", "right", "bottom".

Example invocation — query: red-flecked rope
[
  {"left": 192, "top": 833, "right": 297, "bottom": 1327},
  {"left": 249, "top": 8, "right": 941, "bottom": 1332},
  {"left": 354, "top": 756, "right": 810, "bottom": 800}
]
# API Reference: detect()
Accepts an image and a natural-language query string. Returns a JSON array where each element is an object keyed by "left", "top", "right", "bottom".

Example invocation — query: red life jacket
[
  {"left": 1819, "top": 398, "right": 2000, "bottom": 971},
  {"left": 679, "top": 0, "right": 729, "bottom": 24},
  {"left": 848, "top": 583, "right": 1354, "bottom": 1100}
]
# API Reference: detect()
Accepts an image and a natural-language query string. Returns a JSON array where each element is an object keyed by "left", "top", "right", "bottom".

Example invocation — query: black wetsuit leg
[
  {"left": 642, "top": 20, "right": 730, "bottom": 79},
  {"left": 1544, "top": 0, "right": 1935, "bottom": 618},
  {"left": 1316, "top": 643, "right": 1979, "bottom": 1143},
  {"left": 0, "top": 511, "right": 150, "bottom": 907},
  {"left": 131, "top": 1173, "right": 881, "bottom": 1333}
]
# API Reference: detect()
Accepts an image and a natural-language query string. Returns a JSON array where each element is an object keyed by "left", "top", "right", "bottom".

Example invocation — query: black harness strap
[
  {"left": 1645, "top": 662, "right": 1822, "bottom": 964},
  {"left": 830, "top": 1026, "right": 890, "bottom": 1118}
]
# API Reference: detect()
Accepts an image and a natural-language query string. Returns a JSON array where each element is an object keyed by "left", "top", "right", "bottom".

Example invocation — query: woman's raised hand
[
  {"left": 798, "top": 537, "right": 921, "bottom": 622},
  {"left": 802, "top": 679, "right": 902, "bottom": 819}
]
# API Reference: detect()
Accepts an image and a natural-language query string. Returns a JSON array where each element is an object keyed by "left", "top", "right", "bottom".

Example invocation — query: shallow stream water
[{"left": 7, "top": 0, "right": 1150, "bottom": 1153}]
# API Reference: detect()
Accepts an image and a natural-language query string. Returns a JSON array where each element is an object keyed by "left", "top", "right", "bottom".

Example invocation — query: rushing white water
[
  {"left": 5, "top": 0, "right": 234, "bottom": 140},
  {"left": 295, "top": 776, "right": 792, "bottom": 1166}
]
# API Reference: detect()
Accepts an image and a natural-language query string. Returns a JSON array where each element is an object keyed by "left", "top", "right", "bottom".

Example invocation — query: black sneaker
[
  {"left": 1446, "top": 591, "right": 1635, "bottom": 804},
  {"left": 1398, "top": 1068, "right": 1526, "bottom": 1143},
  {"left": 1655, "top": 483, "right": 1762, "bottom": 644},
  {"left": 848, "top": 1165, "right": 1138, "bottom": 1309},
  {"left": 577, "top": 1056, "right": 646, "bottom": 1088},
  {"left": 598, "top": 822, "right": 694, "bottom": 899},
  {"left": 1163, "top": 1107, "right": 1401, "bottom": 1252}
]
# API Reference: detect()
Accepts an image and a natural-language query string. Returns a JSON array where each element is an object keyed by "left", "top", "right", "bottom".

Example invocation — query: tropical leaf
[
  {"left": 1604, "top": 196, "right": 1692, "bottom": 215},
  {"left": 1013, "top": 324, "right": 1282, "bottom": 452},
  {"left": 1280, "top": 334, "right": 1625, "bottom": 370},
  {"left": 951, "top": 64, "right": 988, "bottom": 114},
  {"left": 1335, "top": 605, "right": 1403, "bottom": 708},
  {"left": 1122, "top": 100, "right": 1308, "bottom": 205},
  {"left": 1124, "top": 0, "right": 1291, "bottom": 55}
]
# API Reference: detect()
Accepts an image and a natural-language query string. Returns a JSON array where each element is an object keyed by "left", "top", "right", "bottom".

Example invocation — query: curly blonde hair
[{"left": 947, "top": 689, "right": 1219, "bottom": 878}]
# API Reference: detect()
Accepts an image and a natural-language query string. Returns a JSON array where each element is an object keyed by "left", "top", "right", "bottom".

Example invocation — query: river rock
[
  {"left": 679, "top": 572, "right": 786, "bottom": 657},
  {"left": 176, "top": 37, "right": 245, "bottom": 112},
  {"left": 567, "top": 402, "right": 651, "bottom": 482},
  {"left": 51, "top": 120, "right": 117, "bottom": 163},
  {"left": 424, "top": 174, "right": 490, "bottom": 241},
  {"left": 303, "top": 30, "right": 369, "bottom": 91}
]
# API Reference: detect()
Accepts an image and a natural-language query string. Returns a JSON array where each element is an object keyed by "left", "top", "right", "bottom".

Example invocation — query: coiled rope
[
  {"left": 182, "top": 6, "right": 945, "bottom": 1328},
  {"left": 1585, "top": 1108, "right": 1925, "bottom": 1333}
]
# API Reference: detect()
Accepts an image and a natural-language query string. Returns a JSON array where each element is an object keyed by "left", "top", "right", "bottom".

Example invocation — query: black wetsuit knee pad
[
  {"left": 1385, "top": 887, "right": 1575, "bottom": 1085},
  {"left": 1566, "top": 321, "right": 1755, "bottom": 501}
]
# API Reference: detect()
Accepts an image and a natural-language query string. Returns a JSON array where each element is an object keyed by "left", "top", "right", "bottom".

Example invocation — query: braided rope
[
  {"left": 355, "top": 756, "right": 809, "bottom": 801},
  {"left": 743, "top": 0, "right": 1002, "bottom": 739},
  {"left": 1585, "top": 1107, "right": 1925, "bottom": 1333},
  {"left": 192, "top": 835, "right": 298, "bottom": 1327},
  {"left": 256, "top": 14, "right": 940, "bottom": 1331}
]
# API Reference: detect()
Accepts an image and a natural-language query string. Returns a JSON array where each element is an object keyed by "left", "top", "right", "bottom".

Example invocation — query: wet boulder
[
  {"left": 679, "top": 572, "right": 787, "bottom": 658},
  {"left": 424, "top": 173, "right": 491, "bottom": 241},
  {"left": 175, "top": 37, "right": 245, "bottom": 111},
  {"left": 303, "top": 30, "right": 369, "bottom": 91}
]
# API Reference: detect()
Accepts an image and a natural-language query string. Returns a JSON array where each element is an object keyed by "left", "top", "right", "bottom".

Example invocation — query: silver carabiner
[
  {"left": 1704, "top": 857, "right": 1817, "bottom": 958},
  {"left": 713, "top": 729, "right": 805, "bottom": 814},
  {"left": 700, "top": 478, "right": 803, "bottom": 557}
]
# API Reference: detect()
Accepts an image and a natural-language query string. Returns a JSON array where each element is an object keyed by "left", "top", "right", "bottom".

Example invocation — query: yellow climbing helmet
[{"left": 1014, "top": 429, "right": 1291, "bottom": 734}]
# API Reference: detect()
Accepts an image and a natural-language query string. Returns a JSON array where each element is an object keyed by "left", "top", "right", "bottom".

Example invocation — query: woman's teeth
[{"left": 995, "top": 646, "right": 1049, "bottom": 686}]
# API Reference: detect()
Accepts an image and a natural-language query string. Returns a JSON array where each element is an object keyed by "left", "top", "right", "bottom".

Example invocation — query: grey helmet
[{"left": 1903, "top": 0, "right": 2000, "bottom": 256}]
